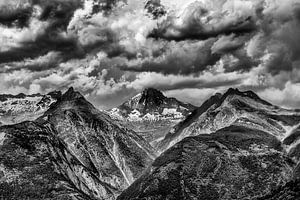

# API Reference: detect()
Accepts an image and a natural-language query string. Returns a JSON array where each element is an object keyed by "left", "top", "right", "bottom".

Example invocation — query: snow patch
[
  {"left": 143, "top": 113, "right": 157, "bottom": 121},
  {"left": 128, "top": 110, "right": 142, "bottom": 121},
  {"left": 162, "top": 108, "right": 184, "bottom": 119}
]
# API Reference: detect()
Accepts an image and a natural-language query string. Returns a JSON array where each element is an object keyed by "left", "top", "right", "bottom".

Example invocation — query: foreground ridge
[{"left": 0, "top": 87, "right": 157, "bottom": 200}]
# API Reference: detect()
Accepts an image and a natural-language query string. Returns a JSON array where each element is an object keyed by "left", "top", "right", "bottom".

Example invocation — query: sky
[{"left": 0, "top": 0, "right": 300, "bottom": 109}]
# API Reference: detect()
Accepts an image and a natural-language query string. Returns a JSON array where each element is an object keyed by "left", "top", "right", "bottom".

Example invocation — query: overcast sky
[{"left": 0, "top": 0, "right": 300, "bottom": 109}]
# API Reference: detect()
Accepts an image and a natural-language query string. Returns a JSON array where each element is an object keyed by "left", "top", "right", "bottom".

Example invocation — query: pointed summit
[
  {"left": 139, "top": 88, "right": 166, "bottom": 108},
  {"left": 110, "top": 88, "right": 196, "bottom": 122},
  {"left": 142, "top": 88, "right": 165, "bottom": 97},
  {"left": 42, "top": 87, "right": 93, "bottom": 118},
  {"left": 225, "top": 87, "right": 240, "bottom": 95},
  {"left": 222, "top": 88, "right": 272, "bottom": 106},
  {"left": 61, "top": 87, "right": 84, "bottom": 101}
]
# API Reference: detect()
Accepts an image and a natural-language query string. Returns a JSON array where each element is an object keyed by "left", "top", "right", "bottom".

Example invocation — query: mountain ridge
[
  {"left": 0, "top": 87, "right": 157, "bottom": 200},
  {"left": 2, "top": 87, "right": 300, "bottom": 199},
  {"left": 118, "top": 125, "right": 296, "bottom": 200},
  {"left": 157, "top": 87, "right": 300, "bottom": 152}
]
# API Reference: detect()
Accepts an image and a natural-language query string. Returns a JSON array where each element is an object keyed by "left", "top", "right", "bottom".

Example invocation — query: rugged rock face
[
  {"left": 257, "top": 179, "right": 300, "bottom": 200},
  {"left": 158, "top": 88, "right": 300, "bottom": 152},
  {"left": 0, "top": 87, "right": 157, "bottom": 200},
  {"left": 118, "top": 126, "right": 295, "bottom": 200},
  {"left": 108, "top": 88, "right": 196, "bottom": 147},
  {"left": 283, "top": 125, "right": 300, "bottom": 163},
  {"left": 0, "top": 122, "right": 88, "bottom": 200},
  {"left": 0, "top": 91, "right": 61, "bottom": 124},
  {"left": 2, "top": 87, "right": 300, "bottom": 200}
]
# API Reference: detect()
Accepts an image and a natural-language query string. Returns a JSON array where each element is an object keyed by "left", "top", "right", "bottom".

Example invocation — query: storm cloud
[{"left": 0, "top": 0, "right": 300, "bottom": 109}]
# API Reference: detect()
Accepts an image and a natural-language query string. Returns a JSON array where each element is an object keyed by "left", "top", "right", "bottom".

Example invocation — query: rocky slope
[
  {"left": 108, "top": 88, "right": 196, "bottom": 147},
  {"left": 115, "top": 88, "right": 300, "bottom": 200},
  {"left": 0, "top": 91, "right": 61, "bottom": 124},
  {"left": 158, "top": 88, "right": 300, "bottom": 152},
  {"left": 0, "top": 87, "right": 157, "bottom": 200},
  {"left": 118, "top": 125, "right": 296, "bottom": 200},
  {"left": 2, "top": 87, "right": 300, "bottom": 200}
]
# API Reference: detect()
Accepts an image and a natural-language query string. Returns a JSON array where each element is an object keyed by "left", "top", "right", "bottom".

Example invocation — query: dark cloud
[
  {"left": 145, "top": 0, "right": 166, "bottom": 19},
  {"left": 223, "top": 49, "right": 259, "bottom": 73},
  {"left": 211, "top": 34, "right": 246, "bottom": 54},
  {"left": 91, "top": 0, "right": 123, "bottom": 15},
  {"left": 148, "top": 77, "right": 243, "bottom": 91},
  {"left": 0, "top": 0, "right": 84, "bottom": 70},
  {"left": 34, "top": 0, "right": 83, "bottom": 30},
  {"left": 0, "top": 4, "right": 32, "bottom": 27},
  {"left": 0, "top": 32, "right": 81, "bottom": 65},
  {"left": 148, "top": 2, "right": 257, "bottom": 41},
  {"left": 0, "top": 52, "right": 64, "bottom": 73},
  {"left": 0, "top": 0, "right": 300, "bottom": 109},
  {"left": 120, "top": 39, "right": 222, "bottom": 75}
]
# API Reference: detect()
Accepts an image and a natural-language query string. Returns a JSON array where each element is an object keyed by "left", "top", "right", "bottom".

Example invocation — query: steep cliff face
[
  {"left": 0, "top": 91, "right": 61, "bottom": 124},
  {"left": 118, "top": 126, "right": 295, "bottom": 200},
  {"left": 0, "top": 88, "right": 157, "bottom": 200},
  {"left": 108, "top": 88, "right": 196, "bottom": 147},
  {"left": 158, "top": 88, "right": 300, "bottom": 152}
]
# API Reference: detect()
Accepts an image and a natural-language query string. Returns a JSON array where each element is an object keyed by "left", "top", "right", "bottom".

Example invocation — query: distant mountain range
[
  {"left": 1, "top": 87, "right": 300, "bottom": 200},
  {"left": 0, "top": 91, "right": 61, "bottom": 124}
]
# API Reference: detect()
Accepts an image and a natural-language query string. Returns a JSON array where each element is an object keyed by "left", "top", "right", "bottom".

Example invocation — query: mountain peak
[
  {"left": 61, "top": 87, "right": 84, "bottom": 101},
  {"left": 222, "top": 88, "right": 272, "bottom": 106},
  {"left": 141, "top": 88, "right": 165, "bottom": 98},
  {"left": 139, "top": 88, "right": 166, "bottom": 108},
  {"left": 226, "top": 87, "right": 240, "bottom": 94},
  {"left": 111, "top": 88, "right": 196, "bottom": 122}
]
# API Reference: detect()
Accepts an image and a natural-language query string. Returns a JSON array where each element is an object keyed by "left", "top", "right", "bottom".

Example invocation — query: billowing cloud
[
  {"left": 149, "top": 0, "right": 257, "bottom": 41},
  {"left": 120, "top": 39, "right": 222, "bottom": 75},
  {"left": 0, "top": 0, "right": 32, "bottom": 27},
  {"left": 0, "top": 0, "right": 300, "bottom": 109}
]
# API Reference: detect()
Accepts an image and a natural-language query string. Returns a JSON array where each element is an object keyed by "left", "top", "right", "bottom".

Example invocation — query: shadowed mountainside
[{"left": 118, "top": 126, "right": 297, "bottom": 200}]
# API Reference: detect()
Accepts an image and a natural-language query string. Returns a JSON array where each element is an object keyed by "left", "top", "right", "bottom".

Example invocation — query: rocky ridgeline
[
  {"left": 157, "top": 88, "right": 300, "bottom": 152},
  {"left": 0, "top": 87, "right": 156, "bottom": 200},
  {"left": 1, "top": 87, "right": 300, "bottom": 199}
]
